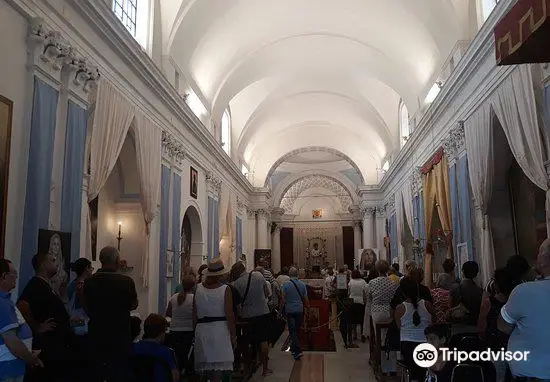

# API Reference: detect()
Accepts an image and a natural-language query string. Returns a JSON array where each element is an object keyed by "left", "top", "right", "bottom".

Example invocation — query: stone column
[
  {"left": 362, "top": 207, "right": 375, "bottom": 249},
  {"left": 353, "top": 222, "right": 362, "bottom": 262},
  {"left": 271, "top": 224, "right": 281, "bottom": 273},
  {"left": 375, "top": 206, "right": 387, "bottom": 260},
  {"left": 256, "top": 209, "right": 269, "bottom": 249}
]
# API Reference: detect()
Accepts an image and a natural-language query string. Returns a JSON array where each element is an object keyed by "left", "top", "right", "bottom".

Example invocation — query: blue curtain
[
  {"left": 458, "top": 155, "right": 474, "bottom": 261},
  {"left": 419, "top": 191, "right": 426, "bottom": 243},
  {"left": 171, "top": 173, "right": 181, "bottom": 292},
  {"left": 159, "top": 165, "right": 171, "bottom": 313},
  {"left": 207, "top": 197, "right": 214, "bottom": 260},
  {"left": 544, "top": 86, "right": 550, "bottom": 141},
  {"left": 236, "top": 217, "right": 243, "bottom": 260},
  {"left": 213, "top": 199, "right": 220, "bottom": 258},
  {"left": 390, "top": 214, "right": 398, "bottom": 263},
  {"left": 20, "top": 78, "right": 59, "bottom": 289},
  {"left": 61, "top": 101, "right": 87, "bottom": 264},
  {"left": 449, "top": 164, "right": 460, "bottom": 261}
]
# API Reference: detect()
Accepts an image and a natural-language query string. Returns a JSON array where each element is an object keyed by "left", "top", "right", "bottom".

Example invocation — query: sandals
[{"left": 262, "top": 369, "right": 274, "bottom": 377}]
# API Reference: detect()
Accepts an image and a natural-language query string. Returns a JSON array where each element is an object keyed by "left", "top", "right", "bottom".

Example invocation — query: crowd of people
[
  {"left": 316, "top": 240, "right": 550, "bottom": 382},
  {"left": 0, "top": 239, "right": 549, "bottom": 382},
  {"left": 0, "top": 245, "right": 313, "bottom": 382}
]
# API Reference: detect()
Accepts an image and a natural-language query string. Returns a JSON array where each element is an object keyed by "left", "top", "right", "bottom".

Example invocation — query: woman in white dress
[{"left": 193, "top": 257, "right": 236, "bottom": 382}]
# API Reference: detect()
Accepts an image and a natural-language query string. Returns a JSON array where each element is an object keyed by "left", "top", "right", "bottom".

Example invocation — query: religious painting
[
  {"left": 38, "top": 229, "right": 71, "bottom": 295},
  {"left": 0, "top": 96, "right": 13, "bottom": 259},
  {"left": 358, "top": 248, "right": 377, "bottom": 271},
  {"left": 254, "top": 249, "right": 271, "bottom": 269},
  {"left": 166, "top": 251, "right": 174, "bottom": 278},
  {"left": 312, "top": 209, "right": 323, "bottom": 219},
  {"left": 190, "top": 167, "right": 198, "bottom": 199}
]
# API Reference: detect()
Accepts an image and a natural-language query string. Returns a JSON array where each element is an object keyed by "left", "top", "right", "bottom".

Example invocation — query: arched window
[
  {"left": 399, "top": 100, "right": 410, "bottom": 148},
  {"left": 113, "top": 0, "right": 150, "bottom": 48},
  {"left": 481, "top": 0, "right": 499, "bottom": 21},
  {"left": 221, "top": 110, "right": 231, "bottom": 155}
]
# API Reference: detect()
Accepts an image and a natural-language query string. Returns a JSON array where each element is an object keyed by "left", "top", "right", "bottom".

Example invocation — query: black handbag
[{"left": 382, "top": 321, "right": 401, "bottom": 352}]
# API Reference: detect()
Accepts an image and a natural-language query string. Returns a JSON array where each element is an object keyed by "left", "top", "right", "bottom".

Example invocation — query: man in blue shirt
[
  {"left": 498, "top": 239, "right": 550, "bottom": 381},
  {"left": 0, "top": 259, "right": 42, "bottom": 382},
  {"left": 132, "top": 314, "right": 179, "bottom": 382},
  {"left": 281, "top": 267, "right": 309, "bottom": 361}
]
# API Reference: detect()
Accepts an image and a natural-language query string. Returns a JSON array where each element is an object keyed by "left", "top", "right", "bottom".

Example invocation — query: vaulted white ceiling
[{"left": 162, "top": 0, "right": 467, "bottom": 186}]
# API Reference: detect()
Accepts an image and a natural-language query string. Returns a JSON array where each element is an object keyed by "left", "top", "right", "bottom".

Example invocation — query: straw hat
[{"left": 204, "top": 257, "right": 229, "bottom": 277}]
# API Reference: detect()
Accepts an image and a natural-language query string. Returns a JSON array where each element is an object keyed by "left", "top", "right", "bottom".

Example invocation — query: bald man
[{"left": 498, "top": 239, "right": 550, "bottom": 381}]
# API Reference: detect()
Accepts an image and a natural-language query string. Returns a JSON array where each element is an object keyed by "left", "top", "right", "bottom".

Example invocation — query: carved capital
[
  {"left": 161, "top": 131, "right": 186, "bottom": 165},
  {"left": 246, "top": 207, "right": 256, "bottom": 219},
  {"left": 410, "top": 166, "right": 423, "bottom": 195},
  {"left": 237, "top": 196, "right": 248, "bottom": 215},
  {"left": 256, "top": 209, "right": 270, "bottom": 219},
  {"left": 384, "top": 194, "right": 395, "bottom": 211},
  {"left": 360, "top": 205, "right": 376, "bottom": 219},
  {"left": 205, "top": 171, "right": 222, "bottom": 198},
  {"left": 442, "top": 122, "right": 465, "bottom": 161},
  {"left": 375, "top": 206, "right": 386, "bottom": 218},
  {"left": 28, "top": 18, "right": 99, "bottom": 92}
]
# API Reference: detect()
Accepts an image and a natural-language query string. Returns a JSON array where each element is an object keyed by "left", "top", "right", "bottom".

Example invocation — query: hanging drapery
[
  {"left": 133, "top": 113, "right": 161, "bottom": 287},
  {"left": 395, "top": 190, "right": 405, "bottom": 266},
  {"left": 464, "top": 102, "right": 495, "bottom": 285},
  {"left": 402, "top": 180, "right": 414, "bottom": 237},
  {"left": 422, "top": 148, "right": 453, "bottom": 286},
  {"left": 434, "top": 156, "right": 453, "bottom": 256},
  {"left": 85, "top": 80, "right": 135, "bottom": 259},
  {"left": 490, "top": 65, "right": 550, "bottom": 236}
]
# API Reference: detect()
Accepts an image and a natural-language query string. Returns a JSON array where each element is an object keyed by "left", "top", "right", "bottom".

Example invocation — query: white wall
[{"left": 0, "top": 2, "right": 32, "bottom": 293}]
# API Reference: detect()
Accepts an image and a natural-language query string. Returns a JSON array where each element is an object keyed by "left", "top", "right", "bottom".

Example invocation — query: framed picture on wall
[
  {"left": 0, "top": 95, "right": 13, "bottom": 259},
  {"left": 38, "top": 229, "right": 71, "bottom": 294},
  {"left": 190, "top": 167, "right": 198, "bottom": 199}
]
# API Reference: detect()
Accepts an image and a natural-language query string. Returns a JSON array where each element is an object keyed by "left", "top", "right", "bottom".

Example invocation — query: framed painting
[
  {"left": 0, "top": 96, "right": 13, "bottom": 259},
  {"left": 190, "top": 167, "right": 198, "bottom": 199},
  {"left": 38, "top": 229, "right": 71, "bottom": 295},
  {"left": 312, "top": 209, "right": 322, "bottom": 219}
]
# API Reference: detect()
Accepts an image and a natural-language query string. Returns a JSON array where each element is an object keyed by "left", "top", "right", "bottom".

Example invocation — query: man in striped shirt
[{"left": 0, "top": 259, "right": 42, "bottom": 382}]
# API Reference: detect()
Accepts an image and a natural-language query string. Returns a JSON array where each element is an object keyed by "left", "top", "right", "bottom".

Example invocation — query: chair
[
  {"left": 451, "top": 363, "right": 484, "bottom": 382},
  {"left": 129, "top": 354, "right": 173, "bottom": 382}
]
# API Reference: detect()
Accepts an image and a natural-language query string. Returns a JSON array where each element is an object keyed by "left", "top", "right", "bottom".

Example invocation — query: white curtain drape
[
  {"left": 292, "top": 225, "right": 343, "bottom": 269},
  {"left": 85, "top": 80, "right": 136, "bottom": 259},
  {"left": 402, "top": 180, "right": 414, "bottom": 236},
  {"left": 395, "top": 191, "right": 405, "bottom": 266},
  {"left": 133, "top": 113, "right": 161, "bottom": 287},
  {"left": 464, "top": 102, "right": 494, "bottom": 286},
  {"left": 490, "top": 65, "right": 550, "bottom": 236}
]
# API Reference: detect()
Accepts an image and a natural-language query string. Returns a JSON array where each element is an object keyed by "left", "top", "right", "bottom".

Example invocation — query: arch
[
  {"left": 265, "top": 147, "right": 365, "bottom": 187},
  {"left": 181, "top": 201, "right": 205, "bottom": 269},
  {"left": 278, "top": 175, "right": 354, "bottom": 213},
  {"left": 271, "top": 169, "right": 359, "bottom": 208},
  {"left": 399, "top": 99, "right": 410, "bottom": 148}
]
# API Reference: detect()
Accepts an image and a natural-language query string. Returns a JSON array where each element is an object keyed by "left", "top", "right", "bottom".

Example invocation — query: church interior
[{"left": 1, "top": 0, "right": 550, "bottom": 381}]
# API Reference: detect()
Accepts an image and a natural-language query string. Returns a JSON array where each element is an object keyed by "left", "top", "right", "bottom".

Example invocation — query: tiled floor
[{"left": 250, "top": 332, "right": 388, "bottom": 382}]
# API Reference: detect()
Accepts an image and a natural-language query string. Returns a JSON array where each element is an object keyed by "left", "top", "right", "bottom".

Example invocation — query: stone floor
[{"left": 249, "top": 332, "right": 399, "bottom": 382}]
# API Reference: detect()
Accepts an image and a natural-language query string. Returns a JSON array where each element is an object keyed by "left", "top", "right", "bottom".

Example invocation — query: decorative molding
[
  {"left": 442, "top": 121, "right": 466, "bottom": 161},
  {"left": 28, "top": 17, "right": 99, "bottom": 92},
  {"left": 246, "top": 207, "right": 256, "bottom": 219},
  {"left": 205, "top": 171, "right": 222, "bottom": 199},
  {"left": 236, "top": 196, "right": 248, "bottom": 215},
  {"left": 384, "top": 194, "right": 395, "bottom": 212},
  {"left": 410, "top": 167, "right": 423, "bottom": 195},
  {"left": 354, "top": 221, "right": 362, "bottom": 229},
  {"left": 256, "top": 209, "right": 270, "bottom": 219},
  {"left": 161, "top": 130, "right": 186, "bottom": 165}
]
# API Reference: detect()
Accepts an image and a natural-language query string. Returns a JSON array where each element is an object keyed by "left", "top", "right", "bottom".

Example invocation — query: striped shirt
[{"left": 0, "top": 291, "right": 33, "bottom": 379}]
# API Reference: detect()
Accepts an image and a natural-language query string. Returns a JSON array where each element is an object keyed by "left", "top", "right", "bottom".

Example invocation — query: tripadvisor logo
[{"left": 413, "top": 343, "right": 529, "bottom": 368}]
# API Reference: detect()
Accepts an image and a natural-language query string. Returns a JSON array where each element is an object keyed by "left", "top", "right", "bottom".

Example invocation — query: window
[
  {"left": 382, "top": 161, "right": 390, "bottom": 172},
  {"left": 113, "top": 0, "right": 149, "bottom": 48},
  {"left": 113, "top": 0, "right": 137, "bottom": 37},
  {"left": 425, "top": 82, "right": 442, "bottom": 104},
  {"left": 221, "top": 110, "right": 231, "bottom": 155},
  {"left": 186, "top": 89, "right": 207, "bottom": 119},
  {"left": 481, "top": 0, "right": 499, "bottom": 21},
  {"left": 241, "top": 164, "right": 249, "bottom": 177},
  {"left": 399, "top": 100, "right": 410, "bottom": 148}
]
